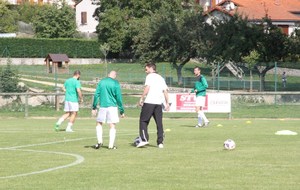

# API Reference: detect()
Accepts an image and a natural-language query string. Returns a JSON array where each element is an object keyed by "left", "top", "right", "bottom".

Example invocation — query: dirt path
[{"left": 20, "top": 78, "right": 96, "bottom": 92}]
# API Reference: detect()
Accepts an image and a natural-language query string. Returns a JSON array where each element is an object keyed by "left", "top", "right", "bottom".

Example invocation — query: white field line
[
  {"left": 0, "top": 149, "right": 84, "bottom": 179},
  {"left": 0, "top": 132, "right": 147, "bottom": 179}
]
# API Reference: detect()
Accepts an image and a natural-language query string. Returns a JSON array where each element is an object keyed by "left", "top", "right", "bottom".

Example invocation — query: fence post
[
  {"left": 274, "top": 62, "right": 277, "bottom": 105},
  {"left": 55, "top": 89, "right": 60, "bottom": 111},
  {"left": 25, "top": 94, "right": 28, "bottom": 117}
]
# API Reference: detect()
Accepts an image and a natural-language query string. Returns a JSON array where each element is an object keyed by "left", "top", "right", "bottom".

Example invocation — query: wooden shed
[{"left": 45, "top": 54, "right": 70, "bottom": 74}]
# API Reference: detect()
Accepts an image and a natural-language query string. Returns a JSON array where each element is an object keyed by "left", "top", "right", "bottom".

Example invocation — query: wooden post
[{"left": 25, "top": 94, "right": 28, "bottom": 117}]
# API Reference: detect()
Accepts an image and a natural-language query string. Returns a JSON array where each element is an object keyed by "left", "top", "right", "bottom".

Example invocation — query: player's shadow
[
  {"left": 179, "top": 124, "right": 196, "bottom": 128},
  {"left": 129, "top": 143, "right": 156, "bottom": 148},
  {"left": 84, "top": 145, "right": 109, "bottom": 149}
]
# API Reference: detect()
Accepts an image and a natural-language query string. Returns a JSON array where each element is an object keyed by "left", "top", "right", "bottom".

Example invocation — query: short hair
[
  {"left": 73, "top": 70, "right": 81, "bottom": 75},
  {"left": 145, "top": 62, "right": 156, "bottom": 71},
  {"left": 194, "top": 66, "right": 201, "bottom": 71}
]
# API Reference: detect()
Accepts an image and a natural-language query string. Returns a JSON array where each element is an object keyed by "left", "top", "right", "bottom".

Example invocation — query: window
[{"left": 81, "top": 12, "right": 87, "bottom": 25}]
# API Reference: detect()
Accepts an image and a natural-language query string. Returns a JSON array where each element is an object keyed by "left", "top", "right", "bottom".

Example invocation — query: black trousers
[{"left": 139, "top": 103, "right": 164, "bottom": 145}]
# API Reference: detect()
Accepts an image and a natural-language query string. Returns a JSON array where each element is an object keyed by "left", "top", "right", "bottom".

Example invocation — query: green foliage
[
  {"left": 0, "top": 0, "right": 19, "bottom": 33},
  {"left": 133, "top": 1, "right": 210, "bottom": 84},
  {"left": 242, "top": 50, "right": 260, "bottom": 69},
  {"left": 0, "top": 59, "right": 22, "bottom": 93},
  {"left": 207, "top": 14, "right": 262, "bottom": 63},
  {"left": 16, "top": 2, "right": 40, "bottom": 23},
  {"left": 32, "top": 3, "right": 77, "bottom": 38},
  {"left": 256, "top": 18, "right": 288, "bottom": 62},
  {"left": 284, "top": 29, "right": 300, "bottom": 62},
  {"left": 0, "top": 38, "right": 100, "bottom": 58},
  {"left": 95, "top": 0, "right": 182, "bottom": 57}
]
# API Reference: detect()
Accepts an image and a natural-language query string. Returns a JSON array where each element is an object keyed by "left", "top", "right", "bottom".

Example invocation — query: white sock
[
  {"left": 57, "top": 117, "right": 64, "bottom": 125},
  {"left": 197, "top": 115, "right": 203, "bottom": 125},
  {"left": 96, "top": 125, "right": 103, "bottom": 144},
  {"left": 66, "top": 122, "right": 73, "bottom": 130},
  {"left": 109, "top": 128, "right": 116, "bottom": 148},
  {"left": 198, "top": 111, "right": 209, "bottom": 123}
]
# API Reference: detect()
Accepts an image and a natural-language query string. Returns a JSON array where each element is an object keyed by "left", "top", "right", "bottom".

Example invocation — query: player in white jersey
[{"left": 137, "top": 63, "right": 170, "bottom": 148}]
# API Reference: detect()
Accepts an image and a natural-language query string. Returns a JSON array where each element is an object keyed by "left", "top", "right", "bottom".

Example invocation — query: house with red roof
[{"left": 200, "top": 0, "right": 300, "bottom": 35}]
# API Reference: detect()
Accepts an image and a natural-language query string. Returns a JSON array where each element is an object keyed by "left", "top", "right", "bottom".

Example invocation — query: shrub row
[{"left": 0, "top": 38, "right": 101, "bottom": 58}]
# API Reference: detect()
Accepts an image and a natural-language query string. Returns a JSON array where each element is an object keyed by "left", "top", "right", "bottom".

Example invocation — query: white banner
[{"left": 167, "top": 93, "right": 231, "bottom": 113}]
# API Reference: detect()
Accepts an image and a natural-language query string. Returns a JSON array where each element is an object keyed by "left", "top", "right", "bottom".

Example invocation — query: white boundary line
[
  {"left": 0, "top": 149, "right": 84, "bottom": 179},
  {"left": 0, "top": 132, "right": 148, "bottom": 179}
]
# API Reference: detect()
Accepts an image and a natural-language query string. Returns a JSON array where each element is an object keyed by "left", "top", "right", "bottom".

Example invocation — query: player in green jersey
[{"left": 92, "top": 71, "right": 125, "bottom": 149}]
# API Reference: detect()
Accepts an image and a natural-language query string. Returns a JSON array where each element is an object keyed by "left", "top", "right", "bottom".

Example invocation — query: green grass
[
  {"left": 11, "top": 62, "right": 300, "bottom": 91},
  {"left": 0, "top": 118, "right": 299, "bottom": 189}
]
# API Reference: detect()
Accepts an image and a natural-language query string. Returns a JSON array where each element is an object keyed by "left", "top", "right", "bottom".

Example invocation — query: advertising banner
[{"left": 167, "top": 93, "right": 231, "bottom": 113}]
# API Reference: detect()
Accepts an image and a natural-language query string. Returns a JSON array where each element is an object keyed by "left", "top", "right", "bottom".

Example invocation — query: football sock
[
  {"left": 66, "top": 122, "right": 73, "bottom": 130},
  {"left": 96, "top": 125, "right": 103, "bottom": 144},
  {"left": 109, "top": 128, "right": 116, "bottom": 148},
  {"left": 198, "top": 111, "right": 209, "bottom": 123},
  {"left": 197, "top": 115, "right": 203, "bottom": 125},
  {"left": 56, "top": 117, "right": 64, "bottom": 125}
]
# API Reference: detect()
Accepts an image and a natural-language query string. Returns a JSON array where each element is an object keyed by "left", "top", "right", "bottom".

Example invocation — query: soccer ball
[
  {"left": 133, "top": 136, "right": 141, "bottom": 146},
  {"left": 223, "top": 139, "right": 236, "bottom": 150}
]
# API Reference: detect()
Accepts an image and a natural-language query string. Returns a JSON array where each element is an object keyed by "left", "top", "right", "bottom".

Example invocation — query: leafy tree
[
  {"left": 133, "top": 1, "right": 211, "bottom": 85},
  {"left": 17, "top": 2, "right": 40, "bottom": 24},
  {"left": 95, "top": 0, "right": 176, "bottom": 57},
  {"left": 0, "top": 0, "right": 19, "bottom": 33},
  {"left": 32, "top": 3, "right": 77, "bottom": 38},
  {"left": 254, "top": 18, "right": 288, "bottom": 91},
  {"left": 207, "top": 15, "right": 287, "bottom": 91},
  {"left": 206, "top": 14, "right": 261, "bottom": 63},
  {"left": 242, "top": 50, "right": 260, "bottom": 92},
  {"left": 284, "top": 29, "right": 300, "bottom": 62}
]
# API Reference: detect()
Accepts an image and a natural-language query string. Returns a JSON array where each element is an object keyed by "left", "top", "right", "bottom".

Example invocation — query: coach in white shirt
[{"left": 137, "top": 63, "right": 170, "bottom": 148}]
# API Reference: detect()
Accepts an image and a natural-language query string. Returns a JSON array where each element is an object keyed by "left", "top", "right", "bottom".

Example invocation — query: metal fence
[{"left": 0, "top": 91, "right": 299, "bottom": 118}]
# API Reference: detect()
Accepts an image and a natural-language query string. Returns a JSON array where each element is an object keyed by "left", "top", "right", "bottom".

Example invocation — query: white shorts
[
  {"left": 195, "top": 96, "right": 206, "bottom": 107},
  {"left": 96, "top": 107, "right": 119, "bottom": 124},
  {"left": 64, "top": 101, "right": 79, "bottom": 112}
]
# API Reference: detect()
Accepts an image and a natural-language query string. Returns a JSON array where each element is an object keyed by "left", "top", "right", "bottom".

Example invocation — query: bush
[{"left": 0, "top": 59, "right": 24, "bottom": 93}]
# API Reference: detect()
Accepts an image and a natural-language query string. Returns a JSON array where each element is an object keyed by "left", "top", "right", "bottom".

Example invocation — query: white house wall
[{"left": 75, "top": 0, "right": 98, "bottom": 33}]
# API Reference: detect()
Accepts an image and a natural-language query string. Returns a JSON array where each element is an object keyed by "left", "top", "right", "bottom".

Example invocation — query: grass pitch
[{"left": 0, "top": 117, "right": 299, "bottom": 190}]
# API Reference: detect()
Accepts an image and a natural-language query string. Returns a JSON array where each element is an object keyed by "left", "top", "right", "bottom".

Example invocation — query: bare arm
[
  {"left": 163, "top": 89, "right": 170, "bottom": 111},
  {"left": 139, "top": 85, "right": 150, "bottom": 106},
  {"left": 77, "top": 88, "right": 83, "bottom": 103}
]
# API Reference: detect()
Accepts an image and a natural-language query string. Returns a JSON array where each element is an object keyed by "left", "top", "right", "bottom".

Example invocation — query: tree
[
  {"left": 0, "top": 0, "right": 19, "bottom": 33},
  {"left": 207, "top": 14, "right": 287, "bottom": 91},
  {"left": 242, "top": 50, "right": 260, "bottom": 92},
  {"left": 206, "top": 14, "right": 261, "bottom": 63},
  {"left": 32, "top": 3, "right": 77, "bottom": 38},
  {"left": 133, "top": 1, "right": 211, "bottom": 85},
  {"left": 284, "top": 29, "right": 300, "bottom": 62},
  {"left": 254, "top": 18, "right": 288, "bottom": 91},
  {"left": 0, "top": 59, "right": 23, "bottom": 93},
  {"left": 94, "top": 0, "right": 176, "bottom": 58},
  {"left": 17, "top": 2, "right": 40, "bottom": 24}
]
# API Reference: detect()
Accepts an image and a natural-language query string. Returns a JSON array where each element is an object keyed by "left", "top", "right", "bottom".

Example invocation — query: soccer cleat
[
  {"left": 158, "top": 144, "right": 164, "bottom": 148},
  {"left": 195, "top": 123, "right": 203, "bottom": 128},
  {"left": 204, "top": 121, "right": 210, "bottom": 127},
  {"left": 136, "top": 141, "right": 149, "bottom": 148},
  {"left": 94, "top": 143, "right": 103, "bottom": 149},
  {"left": 65, "top": 128, "right": 74, "bottom": 133},
  {"left": 108, "top": 146, "right": 117, "bottom": 150},
  {"left": 54, "top": 124, "right": 60, "bottom": 131}
]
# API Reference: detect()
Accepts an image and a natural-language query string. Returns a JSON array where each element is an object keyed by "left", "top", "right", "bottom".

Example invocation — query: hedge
[{"left": 0, "top": 38, "right": 101, "bottom": 58}]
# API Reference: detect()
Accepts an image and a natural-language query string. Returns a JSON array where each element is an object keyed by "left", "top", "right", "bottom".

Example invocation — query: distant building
[
  {"left": 203, "top": 0, "right": 300, "bottom": 35},
  {"left": 75, "top": 0, "right": 99, "bottom": 33},
  {"left": 6, "top": 0, "right": 75, "bottom": 6}
]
